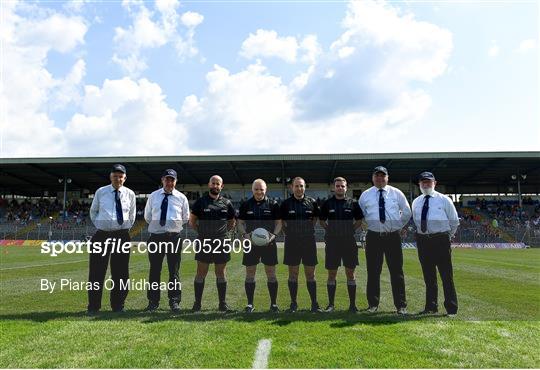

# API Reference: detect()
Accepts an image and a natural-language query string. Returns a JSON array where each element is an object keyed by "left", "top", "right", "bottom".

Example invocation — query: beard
[
  {"left": 209, "top": 188, "right": 220, "bottom": 195},
  {"left": 420, "top": 186, "right": 435, "bottom": 196}
]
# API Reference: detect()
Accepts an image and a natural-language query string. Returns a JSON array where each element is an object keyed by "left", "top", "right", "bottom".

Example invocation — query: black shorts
[
  {"left": 194, "top": 236, "right": 231, "bottom": 264},
  {"left": 324, "top": 235, "right": 359, "bottom": 270},
  {"left": 242, "top": 241, "right": 278, "bottom": 266},
  {"left": 283, "top": 234, "right": 318, "bottom": 266}
]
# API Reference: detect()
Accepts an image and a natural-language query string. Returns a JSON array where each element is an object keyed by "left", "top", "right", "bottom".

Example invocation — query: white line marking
[
  {"left": 252, "top": 339, "right": 272, "bottom": 369},
  {"left": 0, "top": 259, "right": 87, "bottom": 271}
]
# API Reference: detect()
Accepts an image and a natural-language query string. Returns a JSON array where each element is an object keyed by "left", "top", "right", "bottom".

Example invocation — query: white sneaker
[
  {"left": 397, "top": 307, "right": 408, "bottom": 315},
  {"left": 367, "top": 306, "right": 379, "bottom": 313}
]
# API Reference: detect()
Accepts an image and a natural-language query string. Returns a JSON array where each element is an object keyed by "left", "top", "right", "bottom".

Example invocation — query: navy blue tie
[
  {"left": 114, "top": 190, "right": 124, "bottom": 225},
  {"left": 421, "top": 195, "right": 430, "bottom": 233},
  {"left": 378, "top": 189, "right": 386, "bottom": 224},
  {"left": 160, "top": 193, "right": 171, "bottom": 227}
]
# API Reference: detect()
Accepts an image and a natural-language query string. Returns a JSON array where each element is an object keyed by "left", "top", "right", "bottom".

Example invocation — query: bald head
[
  {"left": 209, "top": 175, "right": 223, "bottom": 184},
  {"left": 208, "top": 175, "right": 224, "bottom": 197},
  {"left": 252, "top": 178, "right": 267, "bottom": 201}
]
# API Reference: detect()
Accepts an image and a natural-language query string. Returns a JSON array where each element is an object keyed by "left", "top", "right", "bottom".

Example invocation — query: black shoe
[
  {"left": 170, "top": 301, "right": 180, "bottom": 313},
  {"left": 310, "top": 303, "right": 323, "bottom": 313},
  {"left": 144, "top": 302, "right": 159, "bottom": 312},
  {"left": 325, "top": 304, "right": 335, "bottom": 313},
  {"left": 417, "top": 309, "right": 438, "bottom": 315},
  {"left": 287, "top": 301, "right": 298, "bottom": 313},
  {"left": 269, "top": 304, "right": 279, "bottom": 313},
  {"left": 86, "top": 309, "right": 99, "bottom": 316},
  {"left": 348, "top": 305, "right": 359, "bottom": 313},
  {"left": 365, "top": 306, "right": 378, "bottom": 313},
  {"left": 218, "top": 302, "right": 232, "bottom": 312},
  {"left": 244, "top": 304, "right": 255, "bottom": 313},
  {"left": 112, "top": 307, "right": 125, "bottom": 313},
  {"left": 191, "top": 302, "right": 201, "bottom": 312}
]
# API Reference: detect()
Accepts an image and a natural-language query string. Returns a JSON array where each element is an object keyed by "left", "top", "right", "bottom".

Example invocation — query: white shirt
[
  {"left": 144, "top": 188, "right": 190, "bottom": 234},
  {"left": 359, "top": 185, "right": 412, "bottom": 232},
  {"left": 90, "top": 184, "right": 136, "bottom": 231},
  {"left": 412, "top": 190, "right": 459, "bottom": 236}
]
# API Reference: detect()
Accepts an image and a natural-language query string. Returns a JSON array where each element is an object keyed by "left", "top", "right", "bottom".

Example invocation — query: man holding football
[{"left": 237, "top": 179, "right": 282, "bottom": 313}]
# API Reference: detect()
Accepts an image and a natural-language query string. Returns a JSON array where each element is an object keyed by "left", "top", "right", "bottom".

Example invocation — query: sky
[{"left": 1, "top": 0, "right": 538, "bottom": 158}]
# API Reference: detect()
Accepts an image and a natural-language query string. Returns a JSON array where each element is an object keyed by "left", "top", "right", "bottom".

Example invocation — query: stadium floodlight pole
[
  {"left": 58, "top": 177, "right": 72, "bottom": 221},
  {"left": 511, "top": 174, "right": 527, "bottom": 208}
]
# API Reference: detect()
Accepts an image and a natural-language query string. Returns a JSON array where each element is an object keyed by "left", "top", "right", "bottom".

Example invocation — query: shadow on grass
[{"left": 0, "top": 308, "right": 443, "bottom": 326}]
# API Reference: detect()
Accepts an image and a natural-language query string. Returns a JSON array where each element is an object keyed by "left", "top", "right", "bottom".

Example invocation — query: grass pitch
[{"left": 1, "top": 244, "right": 539, "bottom": 368}]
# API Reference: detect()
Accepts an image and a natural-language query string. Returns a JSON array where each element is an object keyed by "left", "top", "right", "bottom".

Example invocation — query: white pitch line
[
  {"left": 0, "top": 259, "right": 87, "bottom": 271},
  {"left": 252, "top": 339, "right": 272, "bottom": 369}
]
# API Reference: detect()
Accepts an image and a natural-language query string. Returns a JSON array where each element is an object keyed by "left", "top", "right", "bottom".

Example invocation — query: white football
[{"left": 251, "top": 228, "right": 270, "bottom": 247}]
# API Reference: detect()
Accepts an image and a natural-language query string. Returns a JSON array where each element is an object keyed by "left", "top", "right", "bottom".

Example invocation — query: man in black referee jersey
[
  {"left": 238, "top": 179, "right": 282, "bottom": 313},
  {"left": 189, "top": 175, "right": 236, "bottom": 312},
  {"left": 280, "top": 177, "right": 323, "bottom": 313},
  {"left": 319, "top": 177, "right": 364, "bottom": 312}
]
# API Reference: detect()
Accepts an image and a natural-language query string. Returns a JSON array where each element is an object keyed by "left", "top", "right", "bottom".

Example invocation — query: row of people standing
[{"left": 86, "top": 164, "right": 459, "bottom": 317}]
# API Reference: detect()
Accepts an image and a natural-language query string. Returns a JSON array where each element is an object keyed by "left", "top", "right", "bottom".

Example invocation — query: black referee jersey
[
  {"left": 319, "top": 196, "right": 363, "bottom": 238},
  {"left": 238, "top": 197, "right": 280, "bottom": 233},
  {"left": 191, "top": 193, "right": 235, "bottom": 237},
  {"left": 279, "top": 195, "right": 319, "bottom": 236}
]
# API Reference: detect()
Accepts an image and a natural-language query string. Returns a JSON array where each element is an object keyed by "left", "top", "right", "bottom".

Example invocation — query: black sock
[
  {"left": 245, "top": 281, "right": 255, "bottom": 305},
  {"left": 194, "top": 279, "right": 204, "bottom": 304},
  {"left": 287, "top": 280, "right": 298, "bottom": 303},
  {"left": 347, "top": 280, "right": 356, "bottom": 307},
  {"left": 217, "top": 279, "right": 227, "bottom": 303},
  {"left": 267, "top": 281, "right": 278, "bottom": 305},
  {"left": 327, "top": 281, "right": 336, "bottom": 306},
  {"left": 307, "top": 280, "right": 317, "bottom": 305}
]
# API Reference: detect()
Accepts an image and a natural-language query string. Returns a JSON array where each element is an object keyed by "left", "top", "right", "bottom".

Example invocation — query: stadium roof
[{"left": 1, "top": 151, "right": 539, "bottom": 196}]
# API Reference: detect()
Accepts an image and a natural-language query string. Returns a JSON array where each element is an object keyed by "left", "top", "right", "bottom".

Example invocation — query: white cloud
[
  {"left": 299, "top": 35, "right": 322, "bottom": 64},
  {"left": 1, "top": 1, "right": 87, "bottom": 157},
  {"left": 16, "top": 13, "right": 87, "bottom": 53},
  {"left": 240, "top": 29, "right": 299, "bottom": 63},
  {"left": 65, "top": 78, "right": 188, "bottom": 156},
  {"left": 112, "top": 0, "right": 203, "bottom": 76},
  {"left": 181, "top": 11, "right": 204, "bottom": 28},
  {"left": 51, "top": 59, "right": 87, "bottom": 109},
  {"left": 515, "top": 38, "right": 537, "bottom": 53},
  {"left": 2, "top": 0, "right": 453, "bottom": 157},
  {"left": 179, "top": 62, "right": 295, "bottom": 153},
  {"left": 63, "top": 0, "right": 90, "bottom": 13},
  {"left": 488, "top": 40, "right": 500, "bottom": 57},
  {"left": 176, "top": 61, "right": 433, "bottom": 154},
  {"left": 240, "top": 29, "right": 321, "bottom": 65},
  {"left": 178, "top": 0, "right": 451, "bottom": 154},
  {"left": 294, "top": 0, "right": 452, "bottom": 119},
  {"left": 338, "top": 0, "right": 452, "bottom": 82}
]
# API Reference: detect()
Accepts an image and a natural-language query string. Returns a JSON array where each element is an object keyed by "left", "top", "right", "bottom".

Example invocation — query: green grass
[{"left": 1, "top": 244, "right": 539, "bottom": 368}]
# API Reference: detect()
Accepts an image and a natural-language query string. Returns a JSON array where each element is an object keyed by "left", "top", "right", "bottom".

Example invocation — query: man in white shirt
[
  {"left": 412, "top": 171, "right": 459, "bottom": 317},
  {"left": 143, "top": 169, "right": 190, "bottom": 313},
  {"left": 358, "top": 166, "right": 412, "bottom": 315},
  {"left": 87, "top": 164, "right": 136, "bottom": 315}
]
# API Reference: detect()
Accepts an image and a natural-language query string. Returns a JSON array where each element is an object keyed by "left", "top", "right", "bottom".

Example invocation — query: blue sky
[{"left": 2, "top": 0, "right": 538, "bottom": 157}]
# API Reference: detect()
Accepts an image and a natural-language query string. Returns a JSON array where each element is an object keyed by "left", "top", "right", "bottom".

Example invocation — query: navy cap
[
  {"left": 162, "top": 169, "right": 177, "bottom": 179},
  {"left": 418, "top": 171, "right": 436, "bottom": 181},
  {"left": 373, "top": 166, "right": 388, "bottom": 175},
  {"left": 111, "top": 164, "right": 126, "bottom": 174}
]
